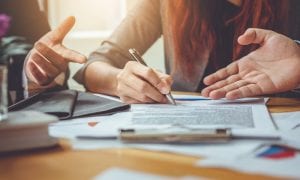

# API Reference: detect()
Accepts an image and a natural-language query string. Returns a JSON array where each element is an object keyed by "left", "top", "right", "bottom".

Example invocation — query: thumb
[
  {"left": 238, "top": 28, "right": 274, "bottom": 46},
  {"left": 48, "top": 16, "right": 75, "bottom": 43}
]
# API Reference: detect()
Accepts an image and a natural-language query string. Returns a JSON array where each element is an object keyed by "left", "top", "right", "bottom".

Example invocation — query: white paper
[
  {"left": 71, "top": 137, "right": 267, "bottom": 159},
  {"left": 49, "top": 112, "right": 132, "bottom": 139},
  {"left": 197, "top": 151, "right": 300, "bottom": 178},
  {"left": 274, "top": 130, "right": 300, "bottom": 150},
  {"left": 129, "top": 98, "right": 275, "bottom": 132},
  {"left": 131, "top": 104, "right": 255, "bottom": 128},
  {"left": 271, "top": 111, "right": 300, "bottom": 130},
  {"left": 93, "top": 167, "right": 205, "bottom": 180}
]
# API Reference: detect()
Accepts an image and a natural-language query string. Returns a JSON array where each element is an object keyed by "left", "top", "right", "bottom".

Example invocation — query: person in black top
[{"left": 74, "top": 0, "right": 300, "bottom": 104}]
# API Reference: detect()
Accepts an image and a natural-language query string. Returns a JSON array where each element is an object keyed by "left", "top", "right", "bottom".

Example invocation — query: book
[
  {"left": 0, "top": 111, "right": 58, "bottom": 153},
  {"left": 8, "top": 90, "right": 130, "bottom": 120}
]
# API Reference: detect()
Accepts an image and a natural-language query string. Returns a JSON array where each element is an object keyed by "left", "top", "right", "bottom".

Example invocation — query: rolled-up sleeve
[{"left": 73, "top": 0, "right": 162, "bottom": 85}]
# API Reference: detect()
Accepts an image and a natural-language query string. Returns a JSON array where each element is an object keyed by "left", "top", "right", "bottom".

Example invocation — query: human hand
[
  {"left": 116, "top": 61, "right": 172, "bottom": 104},
  {"left": 202, "top": 28, "right": 300, "bottom": 99},
  {"left": 25, "top": 16, "right": 87, "bottom": 86}
]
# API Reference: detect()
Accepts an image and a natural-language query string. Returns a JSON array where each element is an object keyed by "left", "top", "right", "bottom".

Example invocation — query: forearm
[
  {"left": 296, "top": 40, "right": 300, "bottom": 84},
  {"left": 84, "top": 61, "right": 121, "bottom": 96}
]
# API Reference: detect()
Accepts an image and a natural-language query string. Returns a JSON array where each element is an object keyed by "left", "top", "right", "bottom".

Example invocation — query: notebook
[
  {"left": 8, "top": 90, "right": 130, "bottom": 120},
  {"left": 0, "top": 111, "right": 58, "bottom": 153}
]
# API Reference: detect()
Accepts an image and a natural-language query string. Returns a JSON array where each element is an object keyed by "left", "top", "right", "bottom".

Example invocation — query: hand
[
  {"left": 202, "top": 28, "right": 300, "bottom": 99},
  {"left": 25, "top": 16, "right": 87, "bottom": 86},
  {"left": 116, "top": 61, "right": 173, "bottom": 104}
]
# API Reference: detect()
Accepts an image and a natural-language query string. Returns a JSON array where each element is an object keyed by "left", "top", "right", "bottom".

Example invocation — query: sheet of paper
[
  {"left": 131, "top": 104, "right": 254, "bottom": 128},
  {"left": 71, "top": 137, "right": 267, "bottom": 159},
  {"left": 49, "top": 112, "right": 132, "bottom": 139},
  {"left": 129, "top": 98, "right": 275, "bottom": 131},
  {"left": 271, "top": 111, "right": 300, "bottom": 130},
  {"left": 273, "top": 130, "right": 300, "bottom": 150},
  {"left": 197, "top": 145, "right": 300, "bottom": 179},
  {"left": 93, "top": 167, "right": 206, "bottom": 180}
]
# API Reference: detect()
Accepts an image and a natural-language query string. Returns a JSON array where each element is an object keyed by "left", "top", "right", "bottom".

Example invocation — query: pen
[{"left": 129, "top": 48, "right": 176, "bottom": 105}]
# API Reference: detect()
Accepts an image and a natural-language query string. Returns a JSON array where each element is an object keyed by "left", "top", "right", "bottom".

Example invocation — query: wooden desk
[{"left": 1, "top": 97, "right": 300, "bottom": 180}]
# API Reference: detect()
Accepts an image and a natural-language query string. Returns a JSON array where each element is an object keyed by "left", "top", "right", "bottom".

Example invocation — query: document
[
  {"left": 131, "top": 104, "right": 254, "bottom": 128},
  {"left": 130, "top": 97, "right": 275, "bottom": 131},
  {"left": 49, "top": 96, "right": 279, "bottom": 159},
  {"left": 197, "top": 144, "right": 300, "bottom": 179}
]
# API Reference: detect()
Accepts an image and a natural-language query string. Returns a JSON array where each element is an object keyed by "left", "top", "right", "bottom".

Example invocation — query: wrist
[
  {"left": 111, "top": 68, "right": 122, "bottom": 96},
  {"left": 295, "top": 40, "right": 300, "bottom": 84},
  {"left": 85, "top": 61, "right": 121, "bottom": 96}
]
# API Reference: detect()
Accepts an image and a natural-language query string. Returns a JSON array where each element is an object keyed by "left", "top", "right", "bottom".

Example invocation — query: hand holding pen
[
  {"left": 129, "top": 48, "right": 176, "bottom": 105},
  {"left": 114, "top": 48, "right": 174, "bottom": 104}
]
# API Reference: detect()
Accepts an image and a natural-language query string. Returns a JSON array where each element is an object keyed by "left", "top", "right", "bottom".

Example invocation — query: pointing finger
[
  {"left": 48, "top": 16, "right": 75, "bottom": 43},
  {"left": 203, "top": 62, "right": 239, "bottom": 86},
  {"left": 59, "top": 45, "right": 87, "bottom": 63}
]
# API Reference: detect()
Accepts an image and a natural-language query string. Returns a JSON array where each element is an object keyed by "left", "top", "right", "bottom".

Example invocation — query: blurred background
[{"left": 42, "top": 0, "right": 164, "bottom": 91}]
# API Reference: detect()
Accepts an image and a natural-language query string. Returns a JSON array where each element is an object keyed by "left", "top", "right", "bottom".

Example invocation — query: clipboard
[
  {"left": 119, "top": 128, "right": 231, "bottom": 143},
  {"left": 119, "top": 127, "right": 281, "bottom": 144}
]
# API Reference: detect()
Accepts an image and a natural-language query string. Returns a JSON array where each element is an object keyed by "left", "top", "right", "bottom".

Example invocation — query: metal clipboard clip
[{"left": 119, "top": 127, "right": 232, "bottom": 144}]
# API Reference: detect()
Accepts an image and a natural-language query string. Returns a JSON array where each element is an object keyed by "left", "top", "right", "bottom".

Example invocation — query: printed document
[{"left": 130, "top": 97, "right": 275, "bottom": 131}]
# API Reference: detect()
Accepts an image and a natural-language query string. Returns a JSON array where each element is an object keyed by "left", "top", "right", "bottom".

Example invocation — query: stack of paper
[
  {"left": 0, "top": 111, "right": 58, "bottom": 152},
  {"left": 197, "top": 110, "right": 300, "bottom": 179},
  {"left": 49, "top": 94, "right": 300, "bottom": 178},
  {"left": 50, "top": 95, "right": 275, "bottom": 159},
  {"left": 197, "top": 144, "right": 300, "bottom": 178}
]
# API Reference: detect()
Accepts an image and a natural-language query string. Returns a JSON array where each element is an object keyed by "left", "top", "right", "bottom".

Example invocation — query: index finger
[
  {"left": 203, "top": 62, "right": 239, "bottom": 86},
  {"left": 48, "top": 16, "right": 75, "bottom": 43},
  {"left": 59, "top": 45, "right": 87, "bottom": 63},
  {"left": 131, "top": 62, "right": 170, "bottom": 94}
]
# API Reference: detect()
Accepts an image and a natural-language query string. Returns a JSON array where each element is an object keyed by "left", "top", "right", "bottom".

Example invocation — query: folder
[{"left": 8, "top": 90, "right": 130, "bottom": 120}]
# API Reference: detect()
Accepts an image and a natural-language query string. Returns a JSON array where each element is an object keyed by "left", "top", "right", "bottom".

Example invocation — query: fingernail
[{"left": 160, "top": 87, "right": 170, "bottom": 94}]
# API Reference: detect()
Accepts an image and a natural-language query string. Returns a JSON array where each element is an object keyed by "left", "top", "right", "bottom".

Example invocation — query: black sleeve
[{"left": 0, "top": 0, "right": 51, "bottom": 44}]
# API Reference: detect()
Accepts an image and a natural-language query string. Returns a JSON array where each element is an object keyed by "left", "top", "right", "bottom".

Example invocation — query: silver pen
[{"left": 129, "top": 48, "right": 176, "bottom": 105}]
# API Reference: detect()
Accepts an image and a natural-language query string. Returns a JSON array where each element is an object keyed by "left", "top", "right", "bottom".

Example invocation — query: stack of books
[{"left": 0, "top": 111, "right": 58, "bottom": 152}]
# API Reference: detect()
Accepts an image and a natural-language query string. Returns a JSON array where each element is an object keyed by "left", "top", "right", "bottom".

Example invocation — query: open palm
[{"left": 202, "top": 28, "right": 300, "bottom": 99}]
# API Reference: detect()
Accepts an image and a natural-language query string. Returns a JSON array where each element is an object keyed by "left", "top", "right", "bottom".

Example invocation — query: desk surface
[{"left": 1, "top": 97, "right": 300, "bottom": 180}]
